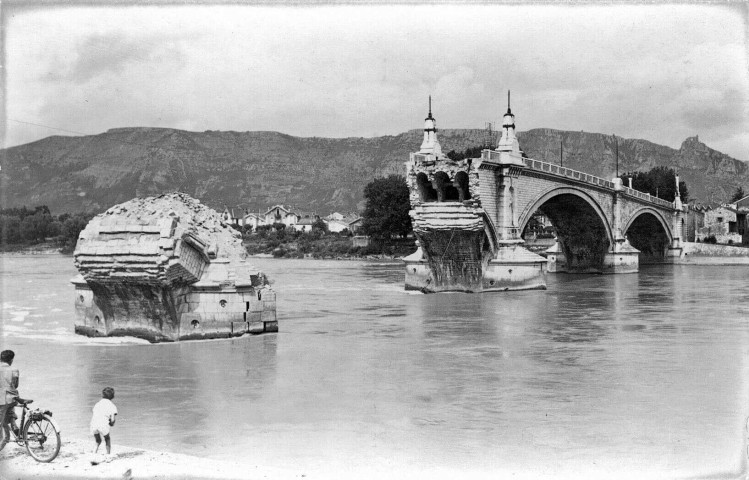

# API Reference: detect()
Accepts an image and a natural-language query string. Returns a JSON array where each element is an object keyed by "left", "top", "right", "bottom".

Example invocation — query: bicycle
[{"left": 0, "top": 398, "right": 61, "bottom": 462}]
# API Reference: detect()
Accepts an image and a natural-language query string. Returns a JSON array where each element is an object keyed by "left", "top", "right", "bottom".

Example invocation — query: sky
[{"left": 3, "top": 3, "right": 748, "bottom": 160}]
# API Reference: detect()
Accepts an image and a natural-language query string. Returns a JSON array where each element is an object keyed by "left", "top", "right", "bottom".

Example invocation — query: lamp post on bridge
[{"left": 613, "top": 134, "right": 619, "bottom": 179}]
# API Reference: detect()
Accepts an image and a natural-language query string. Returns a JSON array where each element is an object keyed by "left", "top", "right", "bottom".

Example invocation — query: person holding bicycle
[{"left": 0, "top": 350, "right": 20, "bottom": 438}]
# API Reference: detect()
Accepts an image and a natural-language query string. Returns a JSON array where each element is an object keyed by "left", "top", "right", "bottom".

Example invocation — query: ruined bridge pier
[{"left": 404, "top": 98, "right": 686, "bottom": 293}]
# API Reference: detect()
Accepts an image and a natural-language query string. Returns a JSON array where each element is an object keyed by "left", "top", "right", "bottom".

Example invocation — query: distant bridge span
[
  {"left": 507, "top": 154, "right": 682, "bottom": 249},
  {"left": 404, "top": 99, "right": 685, "bottom": 293}
]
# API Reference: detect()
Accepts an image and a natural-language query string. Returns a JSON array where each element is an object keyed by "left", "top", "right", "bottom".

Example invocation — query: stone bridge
[{"left": 404, "top": 98, "right": 685, "bottom": 293}]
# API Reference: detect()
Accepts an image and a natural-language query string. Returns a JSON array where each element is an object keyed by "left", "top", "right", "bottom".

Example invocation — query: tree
[
  {"left": 20, "top": 212, "right": 55, "bottom": 242},
  {"left": 446, "top": 145, "right": 490, "bottom": 161},
  {"left": 0, "top": 215, "right": 22, "bottom": 244},
  {"left": 60, "top": 213, "right": 93, "bottom": 251},
  {"left": 362, "top": 175, "right": 412, "bottom": 241},
  {"left": 730, "top": 186, "right": 745, "bottom": 203},
  {"left": 312, "top": 218, "right": 328, "bottom": 233},
  {"left": 623, "top": 166, "right": 689, "bottom": 203}
]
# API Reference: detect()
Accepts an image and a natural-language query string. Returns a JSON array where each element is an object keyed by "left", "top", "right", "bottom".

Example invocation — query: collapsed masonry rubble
[{"left": 71, "top": 193, "right": 277, "bottom": 342}]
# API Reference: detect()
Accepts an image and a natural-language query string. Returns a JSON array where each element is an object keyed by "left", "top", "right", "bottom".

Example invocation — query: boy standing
[{"left": 90, "top": 387, "right": 117, "bottom": 459}]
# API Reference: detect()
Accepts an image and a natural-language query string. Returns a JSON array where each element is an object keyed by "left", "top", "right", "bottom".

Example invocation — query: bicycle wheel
[{"left": 23, "top": 416, "right": 60, "bottom": 462}]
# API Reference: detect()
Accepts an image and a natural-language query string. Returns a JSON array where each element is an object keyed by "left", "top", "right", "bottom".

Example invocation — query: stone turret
[
  {"left": 419, "top": 96, "right": 442, "bottom": 157},
  {"left": 404, "top": 92, "right": 546, "bottom": 293},
  {"left": 497, "top": 90, "right": 520, "bottom": 154}
]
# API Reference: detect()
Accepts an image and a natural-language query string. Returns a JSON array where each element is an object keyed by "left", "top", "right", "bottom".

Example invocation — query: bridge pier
[
  {"left": 603, "top": 240, "right": 640, "bottom": 273},
  {"left": 545, "top": 239, "right": 639, "bottom": 273},
  {"left": 404, "top": 240, "right": 547, "bottom": 293},
  {"left": 475, "top": 101, "right": 547, "bottom": 290},
  {"left": 485, "top": 241, "right": 547, "bottom": 290}
]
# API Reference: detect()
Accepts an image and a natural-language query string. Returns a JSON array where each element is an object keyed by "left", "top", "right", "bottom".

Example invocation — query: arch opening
[
  {"left": 433, "top": 171, "right": 460, "bottom": 201},
  {"left": 527, "top": 193, "right": 611, "bottom": 272},
  {"left": 417, "top": 173, "right": 437, "bottom": 202},
  {"left": 432, "top": 172, "right": 450, "bottom": 202},
  {"left": 454, "top": 171, "right": 471, "bottom": 201},
  {"left": 625, "top": 212, "right": 671, "bottom": 263}
]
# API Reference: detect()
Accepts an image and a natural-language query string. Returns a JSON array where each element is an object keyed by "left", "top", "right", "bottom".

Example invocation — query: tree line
[
  {"left": 622, "top": 166, "right": 689, "bottom": 203},
  {"left": 0, "top": 166, "right": 696, "bottom": 256},
  {"left": 0, "top": 206, "right": 94, "bottom": 253}
]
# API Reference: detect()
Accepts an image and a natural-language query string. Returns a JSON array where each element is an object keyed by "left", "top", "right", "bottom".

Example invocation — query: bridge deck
[{"left": 481, "top": 150, "right": 675, "bottom": 210}]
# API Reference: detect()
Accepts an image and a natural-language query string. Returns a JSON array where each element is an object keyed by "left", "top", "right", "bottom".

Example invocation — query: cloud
[
  {"left": 3, "top": 4, "right": 748, "bottom": 160},
  {"left": 63, "top": 32, "right": 185, "bottom": 83}
]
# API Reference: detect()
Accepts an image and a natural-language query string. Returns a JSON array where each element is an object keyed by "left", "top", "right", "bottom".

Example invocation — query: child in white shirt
[{"left": 90, "top": 387, "right": 118, "bottom": 457}]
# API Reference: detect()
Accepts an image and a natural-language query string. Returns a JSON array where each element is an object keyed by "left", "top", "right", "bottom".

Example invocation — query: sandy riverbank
[{"left": 0, "top": 438, "right": 296, "bottom": 480}]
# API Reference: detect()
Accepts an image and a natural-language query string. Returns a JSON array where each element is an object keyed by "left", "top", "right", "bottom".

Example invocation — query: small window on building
[{"left": 717, "top": 217, "right": 723, "bottom": 223}]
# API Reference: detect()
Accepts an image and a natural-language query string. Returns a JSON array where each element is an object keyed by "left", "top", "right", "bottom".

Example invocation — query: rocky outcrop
[{"left": 72, "top": 192, "right": 277, "bottom": 342}]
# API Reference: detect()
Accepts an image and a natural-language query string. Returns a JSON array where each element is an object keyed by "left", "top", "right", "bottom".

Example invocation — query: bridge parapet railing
[
  {"left": 522, "top": 157, "right": 675, "bottom": 209},
  {"left": 411, "top": 153, "right": 433, "bottom": 165},
  {"left": 621, "top": 187, "right": 674, "bottom": 208},
  {"left": 482, "top": 150, "right": 502, "bottom": 163},
  {"left": 523, "top": 157, "right": 615, "bottom": 189}
]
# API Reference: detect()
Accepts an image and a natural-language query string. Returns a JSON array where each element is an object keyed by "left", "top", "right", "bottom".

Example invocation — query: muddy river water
[{"left": 1, "top": 254, "right": 747, "bottom": 479}]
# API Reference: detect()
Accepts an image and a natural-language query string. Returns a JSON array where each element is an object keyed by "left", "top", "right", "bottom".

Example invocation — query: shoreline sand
[{"left": 0, "top": 437, "right": 296, "bottom": 480}]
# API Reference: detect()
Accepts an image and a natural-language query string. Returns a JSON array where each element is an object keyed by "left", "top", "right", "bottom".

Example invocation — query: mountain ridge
[{"left": 1, "top": 127, "right": 746, "bottom": 214}]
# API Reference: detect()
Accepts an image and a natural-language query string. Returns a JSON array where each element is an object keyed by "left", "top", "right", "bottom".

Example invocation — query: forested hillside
[{"left": 1, "top": 126, "right": 745, "bottom": 214}]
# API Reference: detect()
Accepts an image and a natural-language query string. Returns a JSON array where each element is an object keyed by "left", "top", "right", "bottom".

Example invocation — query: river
[{"left": 1, "top": 254, "right": 747, "bottom": 479}]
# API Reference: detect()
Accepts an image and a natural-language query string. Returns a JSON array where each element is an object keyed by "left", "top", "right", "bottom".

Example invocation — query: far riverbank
[{"left": 242, "top": 230, "right": 416, "bottom": 259}]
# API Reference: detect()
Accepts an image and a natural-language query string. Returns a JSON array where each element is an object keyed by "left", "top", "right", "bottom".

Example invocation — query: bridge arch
[
  {"left": 454, "top": 171, "right": 471, "bottom": 201},
  {"left": 623, "top": 207, "right": 674, "bottom": 261},
  {"left": 416, "top": 173, "right": 437, "bottom": 202},
  {"left": 622, "top": 207, "right": 674, "bottom": 244},
  {"left": 518, "top": 187, "right": 615, "bottom": 246}
]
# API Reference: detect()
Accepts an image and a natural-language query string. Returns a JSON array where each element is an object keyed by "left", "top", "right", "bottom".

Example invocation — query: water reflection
[{"left": 417, "top": 293, "right": 499, "bottom": 341}]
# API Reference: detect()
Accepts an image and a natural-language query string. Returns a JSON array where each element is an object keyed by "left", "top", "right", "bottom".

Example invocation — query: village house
[
  {"left": 288, "top": 211, "right": 319, "bottom": 232},
  {"left": 221, "top": 206, "right": 245, "bottom": 227},
  {"left": 263, "top": 205, "right": 299, "bottom": 228},
  {"left": 734, "top": 194, "right": 749, "bottom": 244},
  {"left": 223, "top": 204, "right": 362, "bottom": 235},
  {"left": 324, "top": 212, "right": 362, "bottom": 234},
  {"left": 696, "top": 203, "right": 741, "bottom": 244},
  {"left": 293, "top": 216, "right": 317, "bottom": 232},
  {"left": 242, "top": 212, "right": 262, "bottom": 230},
  {"left": 347, "top": 217, "right": 363, "bottom": 234}
]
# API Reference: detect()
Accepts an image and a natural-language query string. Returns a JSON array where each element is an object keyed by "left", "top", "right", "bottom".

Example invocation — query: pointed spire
[
  {"left": 419, "top": 95, "right": 442, "bottom": 156},
  {"left": 498, "top": 89, "right": 519, "bottom": 154}
]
